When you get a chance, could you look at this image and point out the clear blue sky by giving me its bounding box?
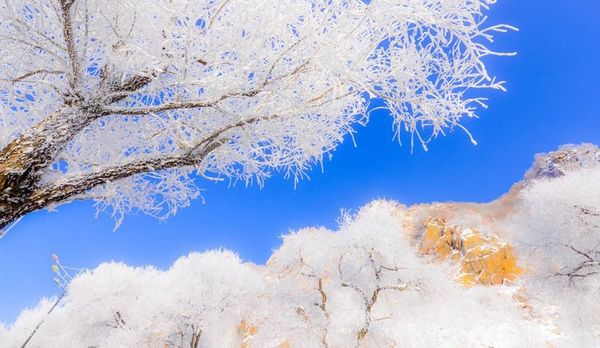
[1,1,600,324]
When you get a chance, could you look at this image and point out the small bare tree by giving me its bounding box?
[554,206,600,282]
[0,0,511,230]
[337,248,412,344]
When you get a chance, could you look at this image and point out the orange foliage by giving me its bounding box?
[239,320,258,348]
[420,217,523,287]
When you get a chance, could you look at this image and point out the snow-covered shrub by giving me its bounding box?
[1,202,555,348]
[509,165,600,346]
[1,251,263,348]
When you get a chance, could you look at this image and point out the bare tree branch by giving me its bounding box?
[59,0,80,90]
[555,244,600,281]
[12,69,65,83]
[30,140,223,208]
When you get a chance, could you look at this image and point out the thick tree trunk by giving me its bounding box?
[0,107,94,229]
[0,132,55,230]
[0,72,163,231]
[0,0,158,232]
[0,125,221,230]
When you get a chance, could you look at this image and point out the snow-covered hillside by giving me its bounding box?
[2,144,599,348]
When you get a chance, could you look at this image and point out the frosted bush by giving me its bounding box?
[509,165,600,346]
[2,202,555,348]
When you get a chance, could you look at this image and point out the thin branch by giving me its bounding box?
[190,324,202,348]
[11,18,67,53]
[565,244,594,262]
[101,92,242,116]
[30,141,221,207]
[12,69,64,83]
[316,278,330,347]
[101,60,309,116]
[102,74,155,104]
[555,244,600,281]
[59,0,80,90]
[207,0,231,30]
[20,293,65,348]
[316,278,329,319]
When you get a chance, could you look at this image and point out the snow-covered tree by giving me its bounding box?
[1,201,557,348]
[0,0,511,230]
[509,162,600,346]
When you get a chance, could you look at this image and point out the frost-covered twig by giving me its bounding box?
[20,254,78,348]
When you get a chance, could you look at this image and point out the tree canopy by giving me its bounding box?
[0,0,511,230]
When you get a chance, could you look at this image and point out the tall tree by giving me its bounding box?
[0,0,511,230]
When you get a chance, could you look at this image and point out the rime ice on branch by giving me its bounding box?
[0,0,512,228]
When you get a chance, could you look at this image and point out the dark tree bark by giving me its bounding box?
[0,0,317,233]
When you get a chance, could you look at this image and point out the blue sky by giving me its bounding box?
[1,1,600,324]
